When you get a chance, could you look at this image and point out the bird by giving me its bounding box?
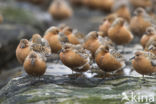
[59,43,92,73]
[99,15,116,36]
[58,24,68,32]
[84,31,114,56]
[81,0,98,9]
[62,27,82,45]
[97,31,107,37]
[100,0,114,12]
[148,42,156,55]
[29,0,45,4]
[131,51,156,76]
[30,34,51,57]
[87,0,102,9]
[70,0,83,6]
[98,33,114,48]
[108,17,133,45]
[130,8,152,37]
[44,26,68,53]
[24,51,47,77]
[17,0,45,4]
[30,43,51,58]
[146,7,156,20]
[130,0,152,9]
[140,27,156,49]
[31,34,42,44]
[83,31,101,56]
[16,39,31,64]
[145,35,156,51]
[48,0,73,20]
[31,34,51,47]
[95,45,125,74]
[115,4,131,23]
[81,0,90,7]
[74,31,85,39]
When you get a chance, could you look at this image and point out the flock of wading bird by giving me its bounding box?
[15,0,156,79]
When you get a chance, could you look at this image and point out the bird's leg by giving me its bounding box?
[74,72,77,78]
[80,72,84,78]
[29,75,33,84]
[103,71,107,79]
[142,75,146,84]
[138,77,142,88]
[31,75,36,85]
[111,72,114,75]
[38,76,41,81]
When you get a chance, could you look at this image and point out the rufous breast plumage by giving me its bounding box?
[95,45,125,72]
[131,51,156,76]
[60,43,92,72]
[16,39,31,64]
[24,51,47,77]
[108,17,133,45]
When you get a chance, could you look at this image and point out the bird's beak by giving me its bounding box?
[20,43,25,48]
[31,58,35,65]
[129,56,135,60]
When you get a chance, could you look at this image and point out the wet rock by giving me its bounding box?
[0,2,49,33]
[0,2,51,69]
[0,73,156,104]
[0,1,155,103]
[0,63,156,104]
[0,24,38,68]
[0,66,23,89]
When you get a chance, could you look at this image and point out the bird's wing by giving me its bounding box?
[58,32,69,43]
[144,52,156,59]
[42,39,50,47]
[110,49,124,61]
[74,46,91,62]
[144,52,156,66]
[151,60,156,66]
[38,53,47,62]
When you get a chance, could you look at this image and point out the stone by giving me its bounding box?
[0,24,38,68]
[0,63,156,104]
[0,74,156,104]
